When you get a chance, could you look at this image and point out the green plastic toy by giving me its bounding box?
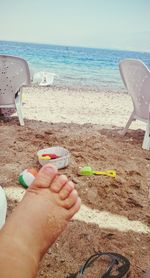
[80,166,116,177]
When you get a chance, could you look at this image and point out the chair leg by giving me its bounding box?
[15,93,24,126]
[16,104,24,126]
[142,122,150,150]
[120,112,135,136]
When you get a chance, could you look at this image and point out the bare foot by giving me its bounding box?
[0,164,81,277]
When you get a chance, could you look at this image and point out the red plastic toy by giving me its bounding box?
[42,153,60,159]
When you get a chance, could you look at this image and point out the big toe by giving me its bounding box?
[30,164,58,189]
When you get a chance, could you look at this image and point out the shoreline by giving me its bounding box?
[30,83,127,94]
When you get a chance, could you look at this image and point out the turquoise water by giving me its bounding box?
[0,40,150,92]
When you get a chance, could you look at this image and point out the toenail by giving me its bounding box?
[59,175,68,183]
[42,164,57,175]
[67,181,74,189]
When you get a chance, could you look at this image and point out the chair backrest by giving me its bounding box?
[0,55,30,105]
[119,59,150,120]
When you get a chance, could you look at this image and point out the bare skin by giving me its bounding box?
[145,268,150,278]
[0,164,81,277]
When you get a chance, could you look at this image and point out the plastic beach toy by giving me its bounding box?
[42,153,60,159]
[80,166,116,177]
[38,156,51,160]
[19,168,38,189]
[37,146,70,169]
[38,153,60,160]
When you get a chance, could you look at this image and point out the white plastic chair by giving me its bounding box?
[0,55,30,125]
[119,59,150,150]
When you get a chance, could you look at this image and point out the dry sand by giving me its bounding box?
[0,86,150,277]
[23,86,145,129]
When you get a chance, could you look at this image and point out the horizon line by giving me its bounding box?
[0,39,150,55]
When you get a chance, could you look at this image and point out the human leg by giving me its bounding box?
[0,164,81,277]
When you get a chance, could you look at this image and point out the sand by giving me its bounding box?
[0,86,150,277]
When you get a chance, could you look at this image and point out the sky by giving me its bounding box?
[0,0,150,52]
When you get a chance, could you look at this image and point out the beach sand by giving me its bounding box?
[0,86,150,277]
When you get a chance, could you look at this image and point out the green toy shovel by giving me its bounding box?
[80,166,116,177]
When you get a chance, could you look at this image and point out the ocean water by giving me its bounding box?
[0,40,150,92]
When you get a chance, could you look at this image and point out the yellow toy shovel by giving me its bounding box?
[80,166,116,177]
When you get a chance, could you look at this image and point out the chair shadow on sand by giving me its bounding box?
[0,108,16,118]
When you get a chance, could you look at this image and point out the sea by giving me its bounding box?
[0,40,150,92]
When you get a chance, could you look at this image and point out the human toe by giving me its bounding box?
[29,164,58,189]
[50,175,68,192]
[59,181,75,200]
[62,189,79,209]
[65,196,81,220]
